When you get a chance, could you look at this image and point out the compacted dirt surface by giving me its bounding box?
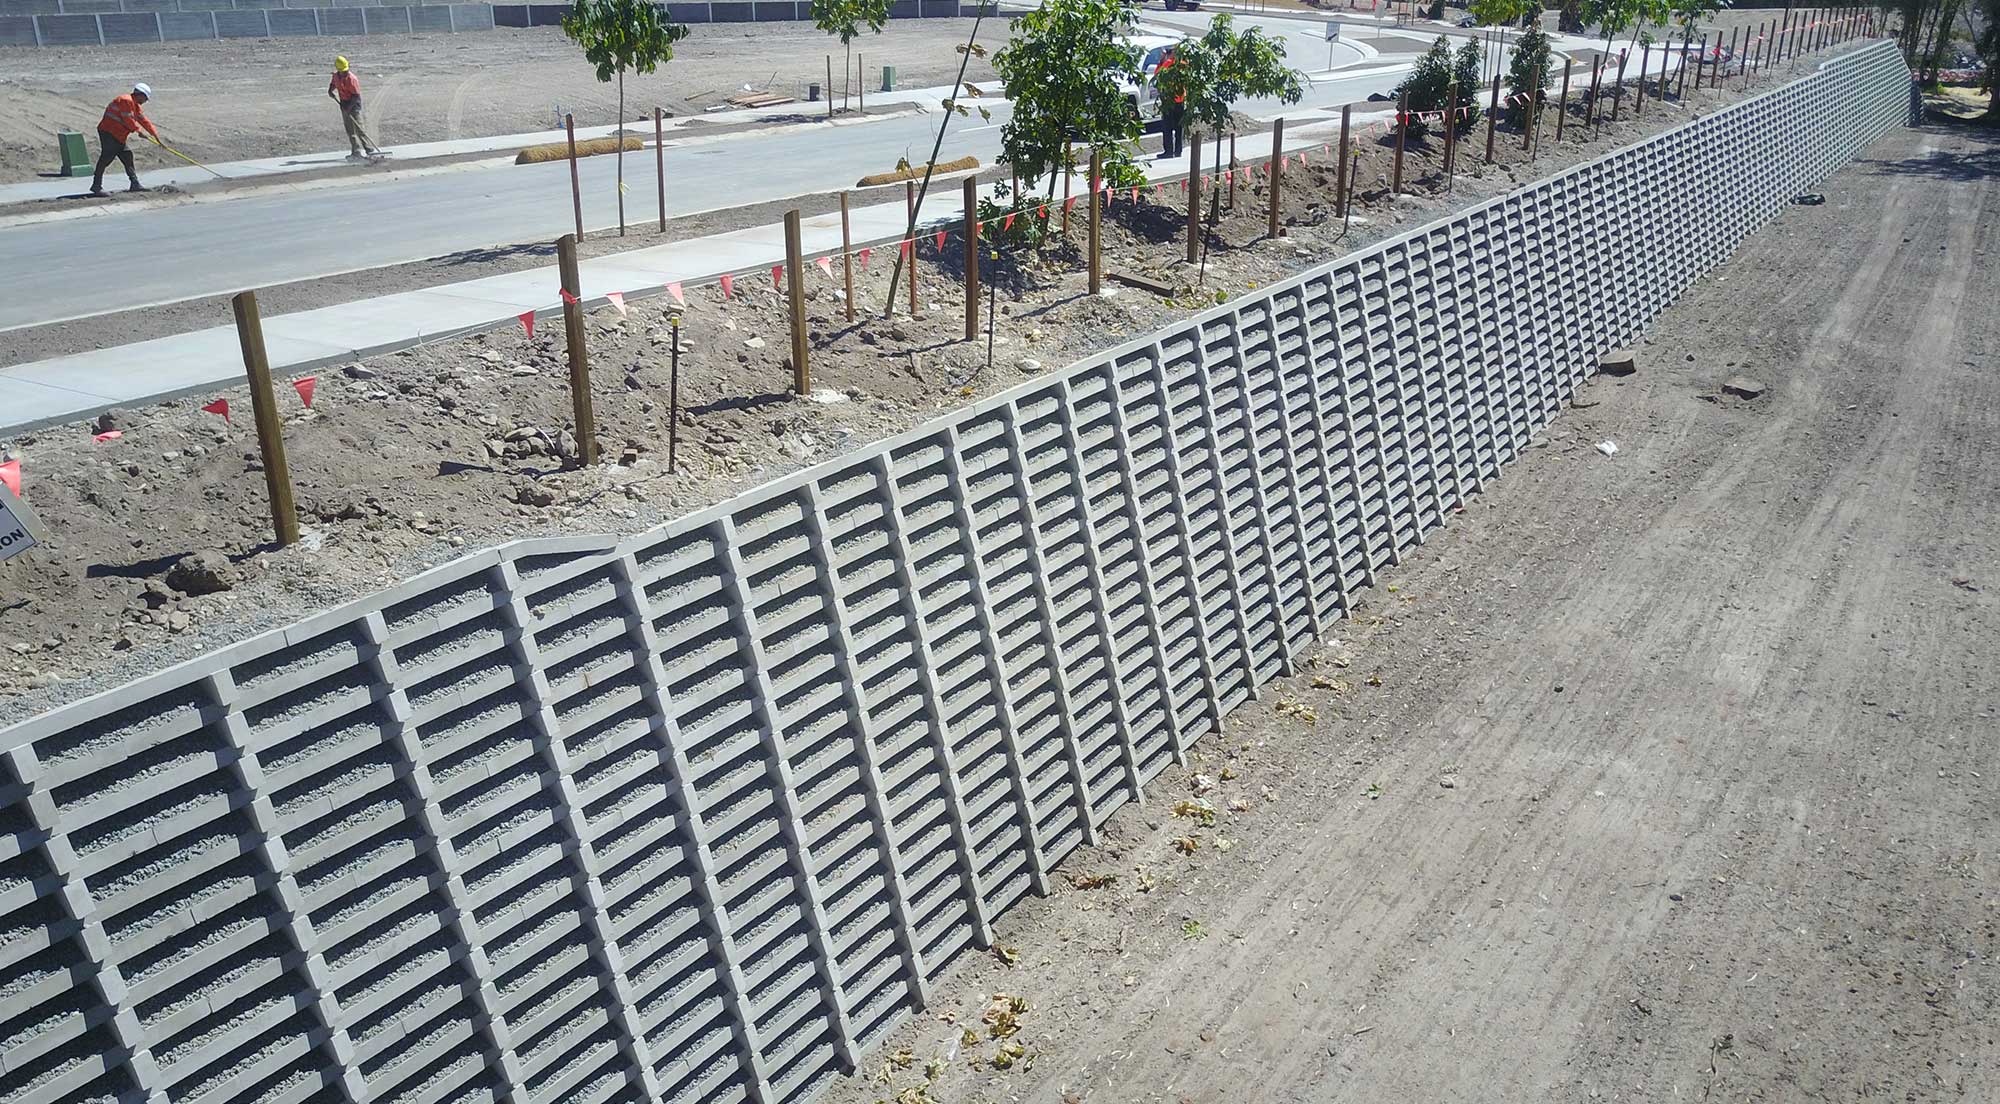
[813,121,2000,1104]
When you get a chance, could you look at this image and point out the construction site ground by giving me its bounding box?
[0,47,1877,715]
[824,119,2000,1103]
[0,19,1006,183]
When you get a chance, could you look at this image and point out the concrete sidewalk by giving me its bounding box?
[0,84,961,209]
[0,121,1359,434]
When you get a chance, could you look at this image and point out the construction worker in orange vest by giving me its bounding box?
[91,82,158,196]
[328,56,382,160]
[1156,49,1187,160]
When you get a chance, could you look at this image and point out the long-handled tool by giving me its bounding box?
[144,134,227,180]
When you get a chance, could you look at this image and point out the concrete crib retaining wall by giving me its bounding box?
[0,0,987,46]
[0,42,1910,1104]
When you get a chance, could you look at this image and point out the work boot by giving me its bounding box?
[127,181,147,193]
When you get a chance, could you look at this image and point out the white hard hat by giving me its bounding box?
[133,82,152,98]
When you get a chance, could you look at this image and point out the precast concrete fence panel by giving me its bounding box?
[0,42,1911,1104]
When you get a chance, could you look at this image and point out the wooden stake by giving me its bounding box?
[1392,93,1406,193]
[229,290,298,547]
[564,112,583,242]
[1557,62,1571,142]
[827,55,835,119]
[668,319,680,473]
[962,176,979,343]
[859,52,865,113]
[654,107,666,234]
[1088,149,1102,295]
[1228,130,1237,209]
[1612,49,1627,122]
[1588,58,1604,131]
[1442,81,1458,182]
[556,234,597,466]
[840,191,855,323]
[1484,71,1499,164]
[785,209,808,394]
[1695,33,1706,91]
[906,180,918,317]
[1268,117,1286,238]
[1332,109,1348,220]
[1636,44,1649,115]
[1526,60,1540,151]
[1187,128,1202,264]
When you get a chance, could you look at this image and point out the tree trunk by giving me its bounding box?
[845,43,852,112]
[617,68,627,236]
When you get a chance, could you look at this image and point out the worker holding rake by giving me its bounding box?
[328,56,384,161]
[89,82,157,196]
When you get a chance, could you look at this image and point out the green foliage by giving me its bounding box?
[1506,24,1553,121]
[561,0,690,84]
[809,0,889,44]
[1150,13,1305,137]
[1395,36,1484,133]
[1468,0,1528,26]
[993,0,1144,196]
[1668,0,1726,33]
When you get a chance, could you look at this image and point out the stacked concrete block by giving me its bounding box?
[0,42,1911,1104]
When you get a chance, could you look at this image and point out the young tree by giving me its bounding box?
[1150,14,1305,140]
[1981,0,2000,119]
[561,0,690,235]
[1469,0,1529,82]
[993,0,1145,201]
[811,0,891,110]
[1506,23,1554,122]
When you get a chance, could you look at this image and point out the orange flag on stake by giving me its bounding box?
[606,291,626,316]
[202,398,230,424]
[559,288,579,305]
[934,230,946,251]
[92,430,122,442]
[1003,212,1014,231]
[0,459,19,497]
[518,309,535,338]
[719,274,734,298]
[815,256,832,276]
[292,376,317,409]
[668,283,685,305]
[859,247,872,268]
[771,264,783,289]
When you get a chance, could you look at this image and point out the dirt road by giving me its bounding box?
[0,20,1004,183]
[829,122,2000,1103]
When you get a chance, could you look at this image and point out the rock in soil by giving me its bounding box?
[164,549,238,595]
[1722,376,1766,399]
[1599,348,1639,376]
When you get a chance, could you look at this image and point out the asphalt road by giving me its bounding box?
[0,11,1442,334]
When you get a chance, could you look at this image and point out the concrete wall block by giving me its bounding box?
[234,0,287,9]
[0,14,34,39]
[752,0,795,19]
[34,12,101,40]
[0,42,1915,1104]
[407,1,447,28]
[210,6,264,32]
[60,0,124,14]
[665,1,706,21]
[447,2,490,27]
[1,0,61,15]
[96,10,158,38]
[264,6,313,31]
[361,3,406,30]
[155,4,210,30]
[707,0,747,20]
[313,5,360,31]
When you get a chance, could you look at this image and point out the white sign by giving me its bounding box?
[0,481,44,563]
[1325,20,1341,40]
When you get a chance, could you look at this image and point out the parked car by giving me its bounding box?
[1163,0,1203,10]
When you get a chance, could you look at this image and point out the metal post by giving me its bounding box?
[1268,116,1286,238]
[827,55,834,119]
[1088,149,1102,295]
[564,112,583,242]
[1484,71,1499,163]
[1332,109,1348,219]
[1727,27,1740,84]
[229,290,299,547]
[784,210,808,394]
[1228,130,1237,209]
[556,234,597,466]
[1557,62,1571,141]
[840,191,855,323]
[1392,93,1406,193]
[905,180,918,317]
[1187,128,1202,264]
[654,107,666,234]
[1695,33,1706,91]
[859,52,865,113]
[962,177,979,343]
